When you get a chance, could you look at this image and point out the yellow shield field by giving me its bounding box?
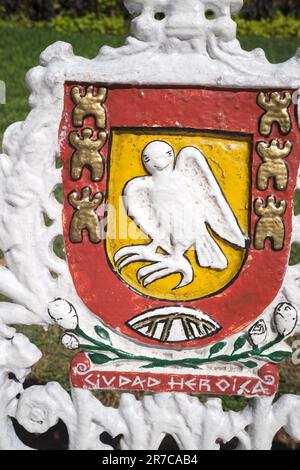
[106,129,251,302]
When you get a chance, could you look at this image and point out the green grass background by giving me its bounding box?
[0,27,299,410]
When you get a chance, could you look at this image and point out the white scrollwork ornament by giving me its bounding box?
[15,383,76,435]
[0,0,299,450]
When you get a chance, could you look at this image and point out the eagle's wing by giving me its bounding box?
[176,147,247,267]
[123,176,172,253]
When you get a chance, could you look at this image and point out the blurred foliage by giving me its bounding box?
[45,13,125,34]
[0,1,300,37]
[242,0,300,20]
[236,11,300,38]
[0,0,300,22]
[242,0,276,20]
[0,0,126,21]
[1,10,300,37]
[0,0,127,35]
[0,1,128,34]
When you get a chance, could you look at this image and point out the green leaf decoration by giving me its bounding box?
[94,325,111,344]
[89,353,112,365]
[142,363,161,369]
[242,361,258,369]
[266,351,292,363]
[209,342,227,357]
[232,335,247,353]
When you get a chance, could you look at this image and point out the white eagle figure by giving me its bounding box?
[114,141,247,289]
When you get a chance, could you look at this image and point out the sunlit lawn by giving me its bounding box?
[0,27,299,412]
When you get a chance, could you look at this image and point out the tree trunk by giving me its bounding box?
[280,0,300,18]
[242,0,276,20]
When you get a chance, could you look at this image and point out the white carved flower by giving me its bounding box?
[15,384,60,434]
[274,303,298,337]
[248,320,267,347]
[48,298,78,330]
[62,333,80,350]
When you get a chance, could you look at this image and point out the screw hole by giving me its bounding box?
[205,9,216,20]
[154,12,166,21]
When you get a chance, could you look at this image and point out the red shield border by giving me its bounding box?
[59,85,300,349]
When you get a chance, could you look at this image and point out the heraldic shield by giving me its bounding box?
[60,85,300,351]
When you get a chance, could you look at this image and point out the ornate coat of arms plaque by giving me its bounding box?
[61,85,298,346]
[59,83,299,396]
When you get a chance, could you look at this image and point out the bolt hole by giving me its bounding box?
[154,12,166,21]
[205,9,216,20]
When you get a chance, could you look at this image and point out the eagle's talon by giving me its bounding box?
[117,255,141,271]
[137,257,194,288]
[114,246,139,265]
[137,263,162,281]
[143,268,174,287]
[114,243,164,270]
[174,274,194,290]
